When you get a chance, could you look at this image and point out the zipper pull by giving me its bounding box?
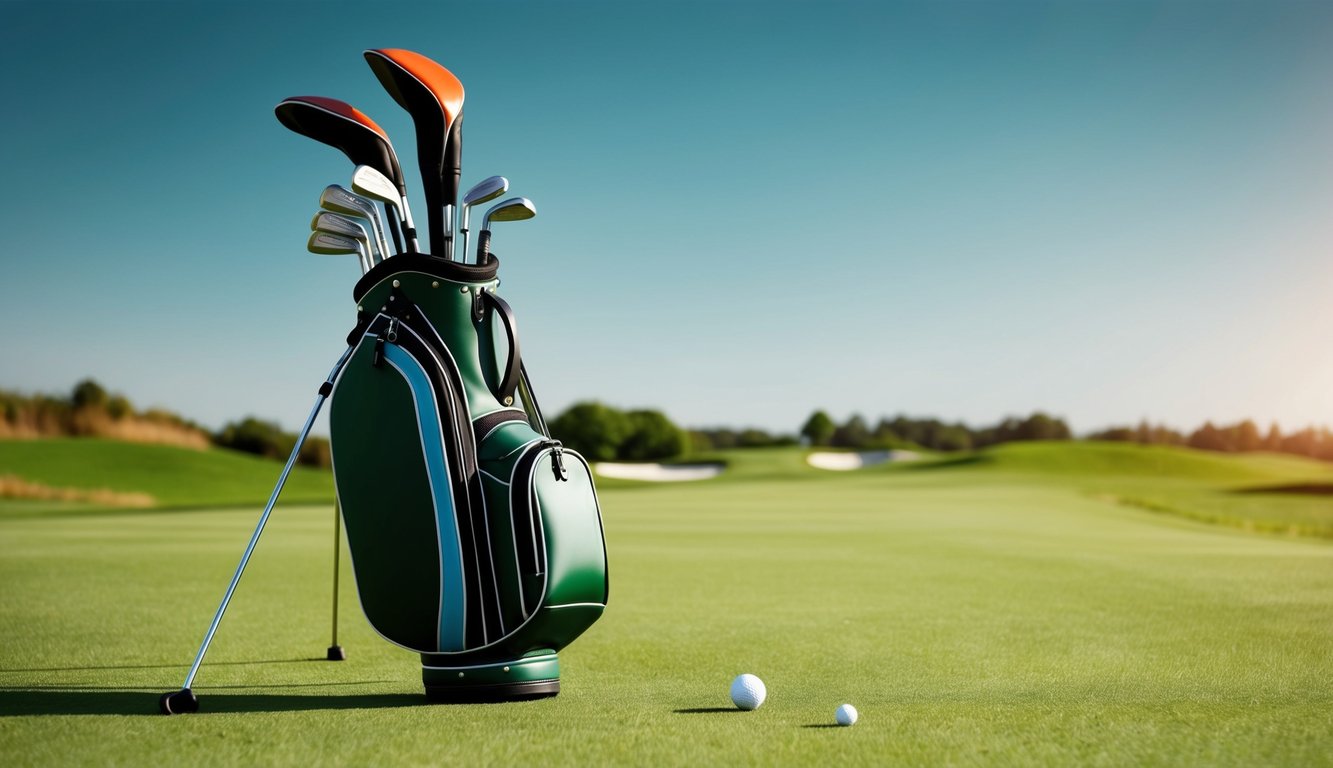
[550,441,569,482]
[371,318,399,368]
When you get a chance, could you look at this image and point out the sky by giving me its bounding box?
[1,0,1330,436]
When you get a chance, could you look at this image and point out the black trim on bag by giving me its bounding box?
[473,409,529,447]
[353,254,500,301]
[392,302,506,646]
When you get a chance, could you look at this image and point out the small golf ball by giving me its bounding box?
[835,703,858,726]
[730,673,766,710]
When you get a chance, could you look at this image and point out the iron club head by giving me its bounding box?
[307,230,371,274]
[460,176,509,261]
[320,185,390,262]
[475,197,536,264]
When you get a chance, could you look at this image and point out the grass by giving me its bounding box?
[0,441,1331,765]
[0,439,333,512]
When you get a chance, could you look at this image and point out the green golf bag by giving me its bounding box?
[328,254,608,701]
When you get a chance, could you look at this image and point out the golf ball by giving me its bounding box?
[729,673,766,710]
[835,703,858,726]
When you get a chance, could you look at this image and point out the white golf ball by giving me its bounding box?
[730,673,766,710]
[835,703,858,726]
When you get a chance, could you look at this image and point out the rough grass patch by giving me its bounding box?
[0,474,155,507]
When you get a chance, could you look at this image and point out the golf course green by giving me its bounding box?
[1,440,1330,765]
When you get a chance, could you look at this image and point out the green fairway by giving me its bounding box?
[0,439,333,512]
[1,443,1331,765]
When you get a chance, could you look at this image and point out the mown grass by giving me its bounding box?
[0,439,332,512]
[0,440,1330,765]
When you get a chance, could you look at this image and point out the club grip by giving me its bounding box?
[477,230,493,265]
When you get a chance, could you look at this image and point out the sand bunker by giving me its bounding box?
[806,450,920,471]
[594,462,725,482]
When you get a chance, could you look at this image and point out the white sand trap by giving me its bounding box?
[806,450,921,471]
[594,462,724,482]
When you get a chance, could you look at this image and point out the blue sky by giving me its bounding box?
[1,0,1330,435]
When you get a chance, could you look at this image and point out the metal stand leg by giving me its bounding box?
[160,347,353,715]
[327,498,346,661]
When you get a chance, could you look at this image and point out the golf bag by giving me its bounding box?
[329,254,608,701]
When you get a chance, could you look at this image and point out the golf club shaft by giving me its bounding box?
[177,347,354,692]
[367,207,391,263]
[384,207,404,254]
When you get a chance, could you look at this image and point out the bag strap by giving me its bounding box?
[479,290,522,406]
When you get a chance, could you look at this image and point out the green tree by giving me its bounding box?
[549,402,631,462]
[215,417,294,460]
[800,410,835,446]
[71,379,108,409]
[620,409,688,461]
[831,414,871,448]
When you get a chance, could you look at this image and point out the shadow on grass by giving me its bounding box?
[674,707,740,714]
[1232,483,1333,496]
[904,454,989,471]
[0,658,314,674]
[801,724,843,729]
[0,687,424,716]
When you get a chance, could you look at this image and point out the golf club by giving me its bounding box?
[460,176,509,264]
[312,212,376,271]
[363,49,464,259]
[274,95,416,252]
[320,185,391,263]
[475,197,536,265]
[308,230,371,274]
[351,165,415,256]
[310,210,380,266]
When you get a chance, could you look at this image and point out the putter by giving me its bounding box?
[363,49,464,259]
[275,95,417,252]
[308,230,371,274]
[475,197,536,265]
[320,185,391,262]
[460,176,509,264]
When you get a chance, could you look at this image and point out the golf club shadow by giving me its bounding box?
[674,707,740,714]
[801,724,843,729]
[0,688,425,716]
[0,658,312,674]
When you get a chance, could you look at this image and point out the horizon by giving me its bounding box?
[2,374,1326,441]
[2,1,1330,435]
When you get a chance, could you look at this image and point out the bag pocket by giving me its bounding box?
[475,425,609,652]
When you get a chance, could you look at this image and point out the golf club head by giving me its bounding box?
[476,197,536,264]
[351,165,401,207]
[463,175,509,207]
[308,230,371,273]
[364,49,465,256]
[275,96,405,191]
[312,211,371,244]
[460,176,510,262]
[481,197,537,229]
[320,185,390,262]
[320,185,377,222]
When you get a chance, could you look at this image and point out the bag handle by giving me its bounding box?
[479,290,522,406]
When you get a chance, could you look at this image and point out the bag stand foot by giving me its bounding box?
[421,652,561,703]
[327,645,347,661]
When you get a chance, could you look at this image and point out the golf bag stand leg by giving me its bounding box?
[159,346,354,715]
[327,497,346,661]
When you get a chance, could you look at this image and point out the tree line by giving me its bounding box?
[1088,419,1333,462]
[4,381,1330,465]
[0,379,331,466]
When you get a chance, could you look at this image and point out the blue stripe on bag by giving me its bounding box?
[384,344,466,651]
